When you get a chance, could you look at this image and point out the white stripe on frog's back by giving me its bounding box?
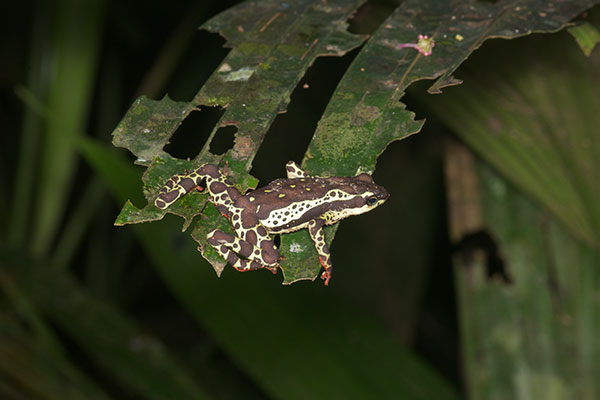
[259,189,358,231]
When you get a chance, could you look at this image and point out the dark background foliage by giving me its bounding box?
[2,0,598,399]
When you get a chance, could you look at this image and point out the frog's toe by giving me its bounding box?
[320,270,332,286]
[266,265,278,274]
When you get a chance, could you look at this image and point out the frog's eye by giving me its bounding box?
[367,197,378,206]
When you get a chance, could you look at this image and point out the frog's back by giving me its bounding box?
[239,175,388,233]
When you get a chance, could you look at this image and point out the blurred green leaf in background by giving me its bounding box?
[422,28,600,399]
[1,0,600,399]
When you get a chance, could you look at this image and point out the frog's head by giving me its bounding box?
[348,172,389,211]
[318,173,389,224]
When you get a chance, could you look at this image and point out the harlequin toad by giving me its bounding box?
[155,161,389,285]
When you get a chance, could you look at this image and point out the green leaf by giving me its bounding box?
[6,257,211,400]
[0,310,110,400]
[113,0,368,279]
[445,143,600,399]
[84,137,461,400]
[568,22,600,56]
[281,0,600,282]
[114,0,599,283]
[30,0,105,256]
[421,34,600,248]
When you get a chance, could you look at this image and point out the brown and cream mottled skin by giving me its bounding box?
[155,161,389,285]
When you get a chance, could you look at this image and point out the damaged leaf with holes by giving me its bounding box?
[278,0,600,283]
[113,0,600,285]
[113,0,369,282]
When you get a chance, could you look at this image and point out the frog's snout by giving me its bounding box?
[375,184,390,202]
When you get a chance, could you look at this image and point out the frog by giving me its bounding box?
[154,161,389,285]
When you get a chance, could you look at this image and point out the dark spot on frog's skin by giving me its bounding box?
[208,230,232,245]
[245,230,257,245]
[196,164,220,178]
[210,181,227,193]
[234,223,240,229]
[226,187,242,201]
[160,191,180,204]
[355,173,373,183]
[241,210,259,229]
[179,177,197,191]
[257,226,267,236]
[260,241,279,264]
[239,241,253,257]
[225,249,238,265]
[330,192,336,197]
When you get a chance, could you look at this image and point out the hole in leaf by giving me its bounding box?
[166,29,229,101]
[164,106,224,160]
[250,48,361,183]
[453,229,512,284]
[210,125,237,155]
[348,1,396,35]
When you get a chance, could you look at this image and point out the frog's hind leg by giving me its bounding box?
[207,229,279,274]
[285,161,308,178]
[154,171,202,209]
[154,164,239,211]
[307,219,333,285]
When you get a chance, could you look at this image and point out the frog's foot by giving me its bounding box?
[265,265,279,274]
[320,269,332,286]
[155,170,205,209]
[285,161,307,178]
[155,163,231,210]
[319,258,332,285]
[207,229,279,273]
[308,219,334,286]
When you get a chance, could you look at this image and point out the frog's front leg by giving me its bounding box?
[285,161,307,178]
[307,219,333,285]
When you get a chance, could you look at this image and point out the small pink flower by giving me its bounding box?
[396,34,435,56]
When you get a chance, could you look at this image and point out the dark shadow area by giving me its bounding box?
[164,107,225,160]
[250,48,361,183]
[210,125,237,155]
[166,29,229,102]
[414,203,461,390]
[50,322,135,400]
[125,241,268,400]
[348,0,396,35]
[453,230,512,284]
